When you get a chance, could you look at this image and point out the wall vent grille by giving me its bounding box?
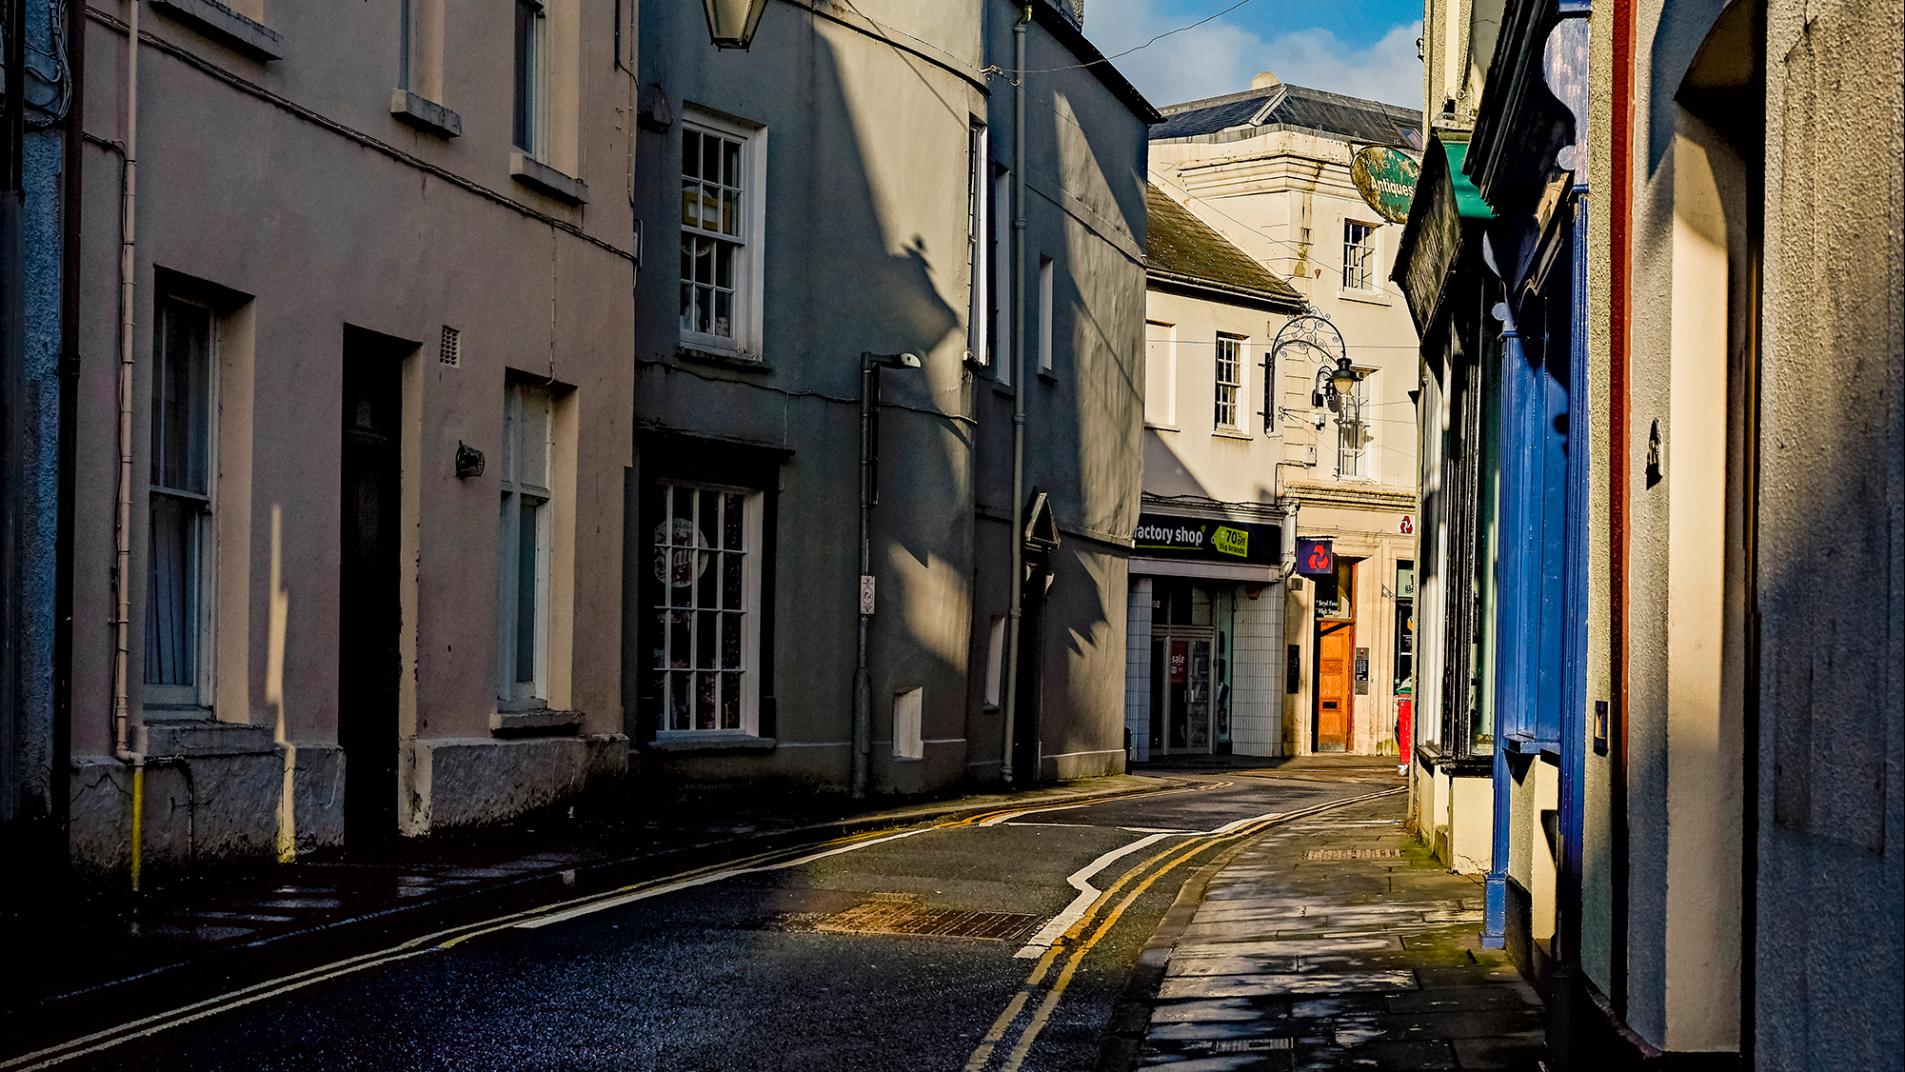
[439,325,461,367]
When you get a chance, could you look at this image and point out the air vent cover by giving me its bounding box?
[439,325,461,367]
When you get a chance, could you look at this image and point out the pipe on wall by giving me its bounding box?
[998,2,1030,786]
[109,0,145,890]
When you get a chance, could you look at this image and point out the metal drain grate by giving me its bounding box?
[799,894,1041,942]
[1180,1038,1296,1053]
[1304,847,1404,860]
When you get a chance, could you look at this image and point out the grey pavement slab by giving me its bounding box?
[1129,794,1547,1071]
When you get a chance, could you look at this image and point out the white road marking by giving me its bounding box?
[1009,804,1300,959]
[1013,832,1189,959]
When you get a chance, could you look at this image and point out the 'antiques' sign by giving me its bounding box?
[1350,146,1421,224]
[1132,513,1281,567]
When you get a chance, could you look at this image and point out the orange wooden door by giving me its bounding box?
[1315,622,1354,751]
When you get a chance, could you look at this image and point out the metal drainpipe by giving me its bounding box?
[997,3,1029,787]
[51,0,88,852]
[110,0,146,891]
[851,358,874,798]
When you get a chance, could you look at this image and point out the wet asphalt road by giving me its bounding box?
[32,766,1399,1072]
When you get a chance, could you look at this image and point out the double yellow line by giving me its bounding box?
[962,786,1405,1072]
[3,783,1208,1070]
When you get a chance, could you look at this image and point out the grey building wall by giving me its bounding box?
[1754,0,1903,1064]
[66,0,637,873]
[627,1,1148,791]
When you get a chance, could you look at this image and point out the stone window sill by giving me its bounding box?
[647,732,776,754]
[676,346,770,374]
[509,151,588,205]
[150,0,283,61]
[490,708,583,737]
[390,89,462,138]
[143,719,278,758]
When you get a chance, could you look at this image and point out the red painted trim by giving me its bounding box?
[1608,0,1636,1023]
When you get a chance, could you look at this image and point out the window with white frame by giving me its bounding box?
[1336,371,1372,479]
[651,482,761,734]
[497,382,554,705]
[512,0,546,155]
[680,111,763,356]
[1342,221,1376,291]
[1213,332,1245,431]
[1144,321,1176,427]
[146,294,216,707]
[965,121,988,365]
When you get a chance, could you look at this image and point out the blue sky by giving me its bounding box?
[1085,0,1426,110]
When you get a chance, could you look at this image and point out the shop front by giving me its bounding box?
[1124,510,1286,761]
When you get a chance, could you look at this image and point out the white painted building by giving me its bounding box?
[1146,74,1423,758]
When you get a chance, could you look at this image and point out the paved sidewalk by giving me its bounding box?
[1126,795,1546,1070]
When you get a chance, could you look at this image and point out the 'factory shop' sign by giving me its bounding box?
[1132,513,1281,567]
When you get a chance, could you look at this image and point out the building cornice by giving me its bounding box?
[1284,481,1419,512]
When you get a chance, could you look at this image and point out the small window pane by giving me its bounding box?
[683,130,701,179]
[722,494,743,550]
[683,183,702,228]
[674,670,697,731]
[719,675,742,729]
[145,494,199,687]
[514,499,539,684]
[695,672,717,729]
[722,552,744,609]
[721,613,742,668]
[153,298,211,495]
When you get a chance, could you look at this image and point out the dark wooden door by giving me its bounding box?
[1315,621,1354,752]
[340,350,401,846]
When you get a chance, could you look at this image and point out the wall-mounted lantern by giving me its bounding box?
[702,0,770,49]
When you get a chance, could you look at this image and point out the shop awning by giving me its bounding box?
[1392,135,1494,334]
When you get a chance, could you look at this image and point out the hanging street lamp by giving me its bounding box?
[702,0,771,49]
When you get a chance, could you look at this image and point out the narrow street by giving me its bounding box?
[10,767,1400,1072]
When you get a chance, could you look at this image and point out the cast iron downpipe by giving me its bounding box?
[851,351,920,798]
[998,2,1029,787]
[852,359,876,797]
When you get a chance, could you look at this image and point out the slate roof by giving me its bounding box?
[1144,184,1305,309]
[1152,82,1422,148]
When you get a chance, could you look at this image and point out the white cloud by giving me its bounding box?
[1085,0,1424,110]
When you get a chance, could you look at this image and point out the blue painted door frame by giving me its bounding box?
[1481,188,1592,955]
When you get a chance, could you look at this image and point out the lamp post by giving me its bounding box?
[701,0,771,49]
[854,351,923,798]
[1261,313,1357,568]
